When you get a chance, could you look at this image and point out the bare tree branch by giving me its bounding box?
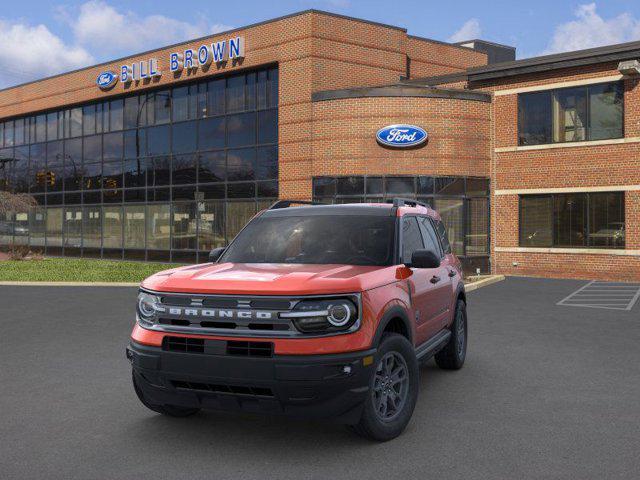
[0,192,37,216]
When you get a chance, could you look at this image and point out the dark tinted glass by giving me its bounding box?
[147,125,170,155]
[123,96,139,129]
[172,121,197,154]
[589,83,623,141]
[256,146,277,180]
[418,216,442,256]
[337,177,364,196]
[222,215,395,266]
[387,177,414,195]
[417,176,434,195]
[435,177,464,195]
[227,148,256,181]
[147,156,171,186]
[518,91,552,145]
[226,75,245,113]
[366,177,383,195]
[520,195,553,247]
[466,178,489,196]
[554,194,586,247]
[435,220,451,254]
[588,192,624,248]
[103,132,123,160]
[109,99,124,131]
[257,109,277,144]
[198,117,225,150]
[553,87,587,143]
[83,135,101,163]
[172,154,197,185]
[402,217,424,264]
[123,158,145,187]
[207,79,225,116]
[198,151,225,183]
[227,112,255,147]
[227,182,255,198]
[313,178,336,197]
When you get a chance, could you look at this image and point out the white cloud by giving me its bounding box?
[68,1,232,57]
[543,3,640,54]
[448,19,481,43]
[0,20,93,88]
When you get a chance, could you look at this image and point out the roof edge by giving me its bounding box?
[312,84,491,103]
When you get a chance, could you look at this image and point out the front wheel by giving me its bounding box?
[435,299,467,370]
[351,333,419,441]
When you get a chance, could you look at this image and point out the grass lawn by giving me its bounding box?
[0,258,184,283]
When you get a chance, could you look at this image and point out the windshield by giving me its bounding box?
[220,215,396,266]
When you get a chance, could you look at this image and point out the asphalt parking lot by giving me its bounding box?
[1,276,639,480]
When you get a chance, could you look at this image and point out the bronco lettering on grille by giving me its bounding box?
[166,308,275,320]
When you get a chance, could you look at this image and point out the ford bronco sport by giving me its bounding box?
[127,198,467,441]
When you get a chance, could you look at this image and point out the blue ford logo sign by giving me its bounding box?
[96,71,118,90]
[376,124,428,148]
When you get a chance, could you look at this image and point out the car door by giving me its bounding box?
[400,216,441,347]
[418,216,453,334]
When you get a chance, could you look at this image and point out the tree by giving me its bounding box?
[0,191,37,216]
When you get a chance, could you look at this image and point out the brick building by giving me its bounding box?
[0,9,638,281]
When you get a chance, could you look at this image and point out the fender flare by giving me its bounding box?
[371,305,413,347]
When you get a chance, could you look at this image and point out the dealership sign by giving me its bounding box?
[96,36,245,89]
[376,124,428,148]
[96,71,118,90]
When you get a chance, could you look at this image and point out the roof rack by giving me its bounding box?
[268,200,325,210]
[389,198,430,208]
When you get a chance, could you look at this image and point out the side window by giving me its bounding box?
[402,217,424,264]
[418,217,442,257]
[435,220,452,255]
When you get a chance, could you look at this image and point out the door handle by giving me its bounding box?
[430,275,441,284]
[448,270,457,278]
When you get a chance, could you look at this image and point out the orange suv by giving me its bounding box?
[127,198,467,441]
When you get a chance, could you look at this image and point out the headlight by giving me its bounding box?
[281,297,359,334]
[136,291,162,325]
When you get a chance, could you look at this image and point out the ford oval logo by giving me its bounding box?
[376,124,428,148]
[96,71,118,90]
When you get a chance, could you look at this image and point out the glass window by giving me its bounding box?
[198,151,225,183]
[434,219,452,255]
[256,146,277,181]
[227,182,255,199]
[198,117,225,150]
[172,154,197,185]
[466,178,489,196]
[554,194,587,247]
[257,109,277,144]
[198,200,225,251]
[227,148,255,181]
[246,72,256,110]
[418,216,442,256]
[226,75,245,113]
[147,204,171,250]
[588,192,625,248]
[402,217,424,264]
[46,141,63,193]
[268,68,279,108]
[83,206,101,248]
[466,198,489,255]
[124,205,145,249]
[103,132,123,160]
[518,91,552,145]
[172,202,197,250]
[63,207,82,248]
[366,177,383,195]
[29,207,46,247]
[196,83,207,118]
[29,143,46,193]
[124,96,139,129]
[123,158,145,188]
[207,79,225,116]
[226,202,256,240]
[109,99,124,131]
[520,195,553,247]
[337,177,364,196]
[83,161,101,191]
[63,138,82,192]
[45,207,63,247]
[434,199,464,255]
[154,91,171,124]
[553,87,587,143]
[35,115,47,143]
[435,177,464,195]
[147,156,171,186]
[83,134,102,163]
[227,112,256,147]
[589,83,623,141]
[417,176,434,195]
[83,106,96,136]
[103,206,123,248]
[124,129,145,158]
[172,121,197,154]
[102,160,123,190]
[387,177,414,195]
[69,108,83,138]
[172,86,190,122]
[257,70,268,110]
[14,118,25,145]
[4,121,14,146]
[14,146,29,193]
[147,125,170,155]
[96,103,104,134]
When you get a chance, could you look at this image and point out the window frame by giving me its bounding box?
[518,192,625,249]
[517,81,624,146]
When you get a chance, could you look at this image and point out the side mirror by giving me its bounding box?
[407,249,441,269]
[208,247,226,263]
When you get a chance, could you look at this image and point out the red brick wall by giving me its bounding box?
[480,63,640,281]
[406,37,487,79]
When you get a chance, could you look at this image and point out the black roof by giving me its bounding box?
[467,39,640,81]
[262,203,395,217]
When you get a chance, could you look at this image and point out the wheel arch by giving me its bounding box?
[372,306,414,347]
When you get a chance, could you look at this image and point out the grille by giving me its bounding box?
[162,336,274,357]
[171,380,274,397]
[226,341,273,357]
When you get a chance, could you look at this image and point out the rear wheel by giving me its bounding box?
[132,371,200,417]
[435,299,467,370]
[351,333,419,441]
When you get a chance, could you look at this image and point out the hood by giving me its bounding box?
[141,262,397,295]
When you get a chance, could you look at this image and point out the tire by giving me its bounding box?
[132,371,200,418]
[435,299,467,370]
[351,333,419,441]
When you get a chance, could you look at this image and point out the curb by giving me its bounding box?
[0,281,140,287]
[464,275,505,292]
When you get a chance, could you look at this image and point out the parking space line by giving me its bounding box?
[557,281,640,311]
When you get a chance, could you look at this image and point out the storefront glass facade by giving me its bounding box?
[313,175,490,271]
[0,66,279,262]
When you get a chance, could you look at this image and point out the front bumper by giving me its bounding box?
[127,340,376,423]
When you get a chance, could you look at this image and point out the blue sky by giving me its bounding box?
[1,0,640,88]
